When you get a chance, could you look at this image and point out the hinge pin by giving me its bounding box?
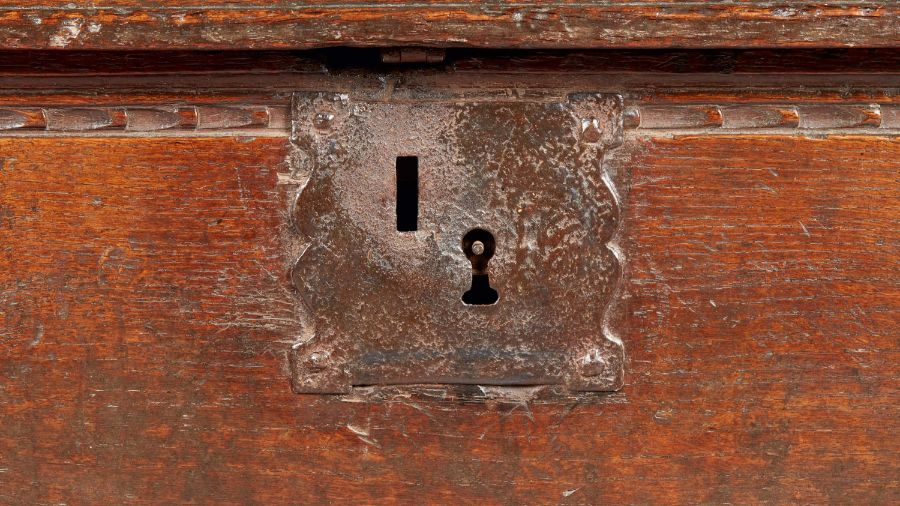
[381,48,446,65]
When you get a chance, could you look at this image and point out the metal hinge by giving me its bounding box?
[380,48,446,65]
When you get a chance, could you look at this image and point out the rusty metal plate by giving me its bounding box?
[288,92,625,394]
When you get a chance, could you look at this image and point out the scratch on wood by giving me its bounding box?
[346,424,380,448]
[28,322,44,347]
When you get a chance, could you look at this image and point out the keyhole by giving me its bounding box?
[462,229,499,305]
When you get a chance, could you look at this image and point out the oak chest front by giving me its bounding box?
[1,3,898,504]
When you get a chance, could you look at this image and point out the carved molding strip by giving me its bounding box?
[625,104,900,131]
[0,105,287,133]
[3,103,896,135]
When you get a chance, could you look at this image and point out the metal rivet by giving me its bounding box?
[581,118,602,143]
[578,349,609,377]
[313,112,335,130]
[305,351,330,371]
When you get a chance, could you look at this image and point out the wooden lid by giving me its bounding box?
[0,1,897,50]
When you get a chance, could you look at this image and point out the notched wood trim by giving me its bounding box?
[624,104,900,133]
[0,104,288,133]
[3,102,898,136]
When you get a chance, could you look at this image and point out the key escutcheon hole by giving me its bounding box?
[462,228,499,305]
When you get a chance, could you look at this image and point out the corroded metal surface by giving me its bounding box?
[289,92,625,393]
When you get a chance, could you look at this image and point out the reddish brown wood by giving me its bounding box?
[722,106,801,129]
[635,105,724,129]
[0,131,897,504]
[0,51,898,503]
[0,2,897,50]
[0,105,283,132]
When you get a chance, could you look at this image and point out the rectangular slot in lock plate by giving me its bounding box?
[395,155,419,232]
[288,92,626,394]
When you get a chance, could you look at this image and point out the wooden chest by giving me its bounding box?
[1,2,898,504]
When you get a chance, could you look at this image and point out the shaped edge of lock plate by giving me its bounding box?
[286,91,625,394]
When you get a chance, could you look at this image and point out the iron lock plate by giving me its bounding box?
[288,92,625,394]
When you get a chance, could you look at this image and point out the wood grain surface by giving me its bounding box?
[0,2,897,50]
[0,50,898,503]
[1,129,897,503]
